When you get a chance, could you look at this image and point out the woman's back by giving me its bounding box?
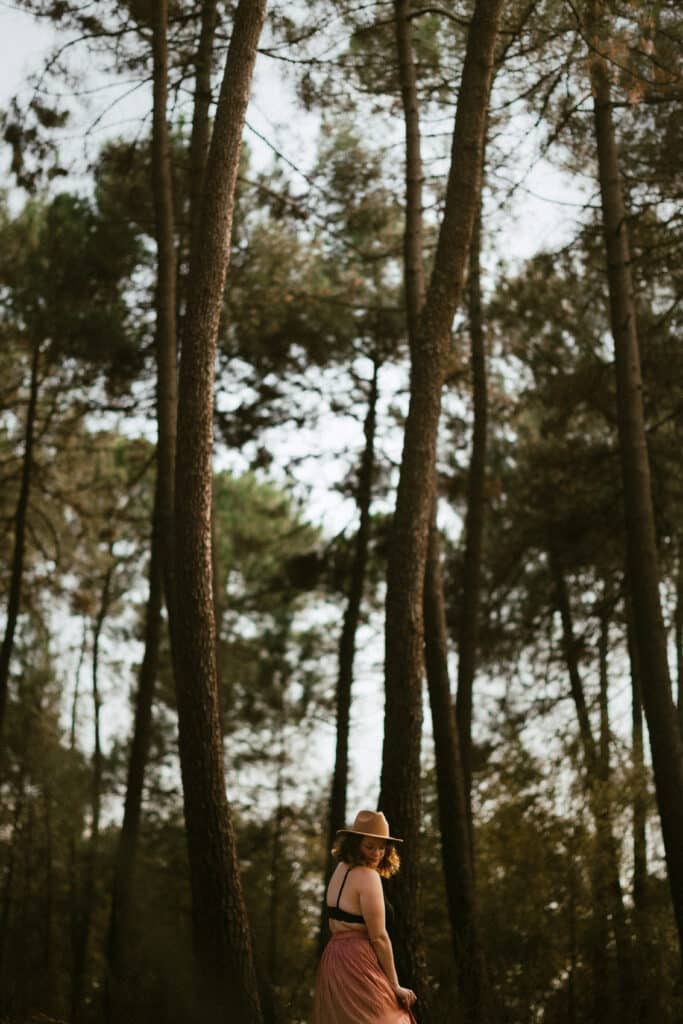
[327,863,368,931]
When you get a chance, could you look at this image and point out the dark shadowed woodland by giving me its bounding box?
[1,1,682,1022]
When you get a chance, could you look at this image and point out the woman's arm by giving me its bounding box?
[358,869,418,1011]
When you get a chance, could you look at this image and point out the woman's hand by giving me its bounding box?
[394,985,417,1009]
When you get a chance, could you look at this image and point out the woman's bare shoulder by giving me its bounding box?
[352,866,382,890]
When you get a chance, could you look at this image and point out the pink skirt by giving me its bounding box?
[312,931,416,1024]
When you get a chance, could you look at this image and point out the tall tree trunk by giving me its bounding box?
[103,7,176,1017]
[394,0,425,338]
[186,0,222,666]
[42,778,55,1009]
[17,800,33,1022]
[627,609,653,1024]
[67,623,87,1023]
[455,211,489,826]
[104,486,163,1022]
[548,548,596,765]
[380,1,503,1017]
[423,503,488,1024]
[548,551,632,1007]
[597,592,610,774]
[0,340,40,749]
[587,0,683,961]
[630,624,647,913]
[188,0,219,269]
[394,4,488,1012]
[676,540,683,739]
[173,2,267,1020]
[267,726,286,1024]
[70,620,88,750]
[152,0,179,653]
[318,360,379,955]
[0,780,25,998]
[567,829,579,1024]
[72,563,113,1024]
[593,593,614,1023]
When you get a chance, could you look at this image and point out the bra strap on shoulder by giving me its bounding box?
[335,866,353,908]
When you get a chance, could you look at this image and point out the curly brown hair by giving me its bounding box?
[330,833,401,878]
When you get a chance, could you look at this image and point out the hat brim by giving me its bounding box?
[336,827,403,843]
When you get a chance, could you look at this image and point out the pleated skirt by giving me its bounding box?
[311,931,416,1024]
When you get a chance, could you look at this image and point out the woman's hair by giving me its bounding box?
[330,832,400,879]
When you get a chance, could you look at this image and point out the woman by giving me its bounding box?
[312,810,417,1023]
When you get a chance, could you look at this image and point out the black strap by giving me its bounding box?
[335,866,353,908]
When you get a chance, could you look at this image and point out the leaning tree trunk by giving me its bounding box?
[423,503,488,1024]
[104,486,163,1023]
[380,0,503,1017]
[393,1,487,1016]
[587,0,683,961]
[267,723,287,1021]
[318,360,379,955]
[548,550,632,1005]
[72,563,112,1024]
[626,607,655,1024]
[42,773,55,1009]
[0,340,40,749]
[455,210,489,829]
[188,0,219,268]
[593,592,617,1023]
[676,540,683,739]
[394,0,425,341]
[183,0,224,666]
[628,617,647,915]
[173,1,267,1020]
[152,0,179,654]
[104,7,176,1014]
[0,773,25,998]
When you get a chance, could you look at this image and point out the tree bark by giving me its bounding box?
[380,0,503,1016]
[587,0,683,961]
[423,502,488,1024]
[173,1,267,1020]
[318,360,379,955]
[455,210,488,829]
[0,340,40,749]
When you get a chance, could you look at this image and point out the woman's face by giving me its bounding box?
[359,837,386,868]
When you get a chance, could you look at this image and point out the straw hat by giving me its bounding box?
[336,810,403,843]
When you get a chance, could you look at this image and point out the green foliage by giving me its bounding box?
[214,471,319,609]
[0,192,146,392]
